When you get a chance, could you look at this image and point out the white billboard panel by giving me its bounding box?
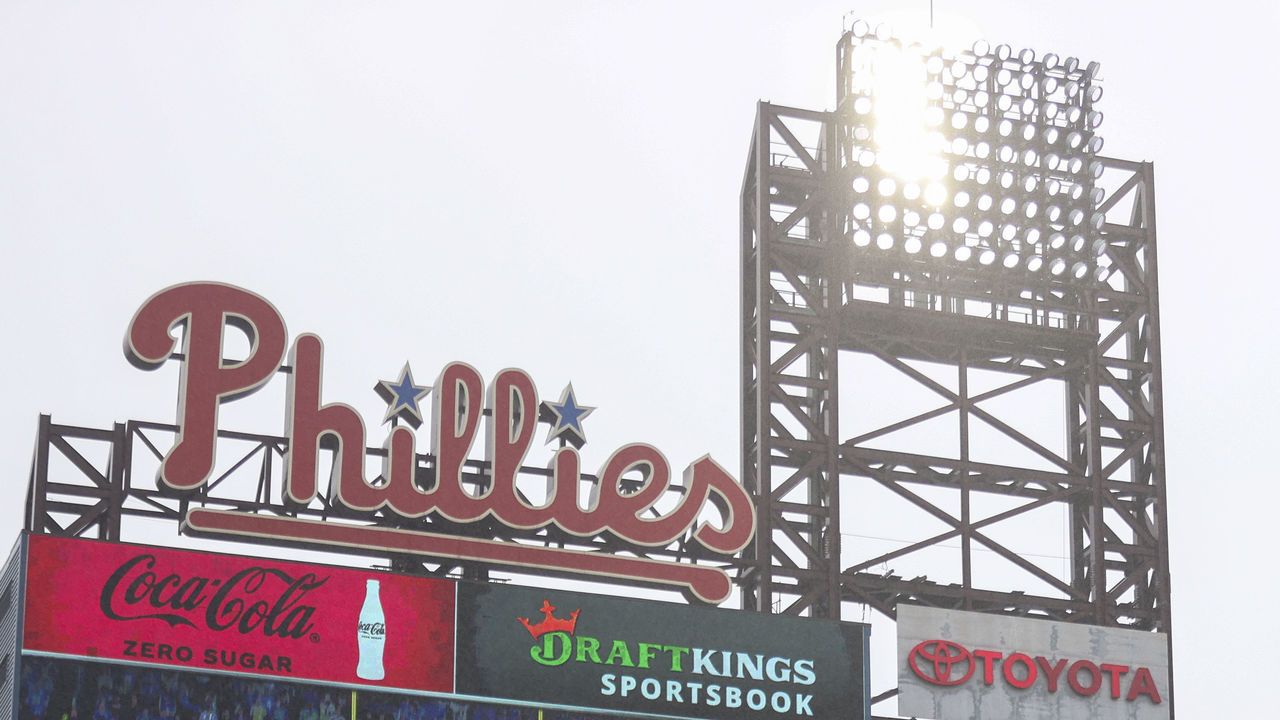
[897,605,1170,720]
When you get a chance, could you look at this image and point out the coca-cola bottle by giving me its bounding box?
[357,579,386,680]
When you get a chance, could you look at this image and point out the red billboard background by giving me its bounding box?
[22,535,455,693]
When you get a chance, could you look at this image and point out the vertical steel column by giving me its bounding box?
[1068,158,1170,631]
[741,105,769,611]
[740,103,842,617]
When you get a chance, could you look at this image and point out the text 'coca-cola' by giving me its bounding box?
[100,553,326,639]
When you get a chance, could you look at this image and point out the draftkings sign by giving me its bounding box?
[457,583,870,720]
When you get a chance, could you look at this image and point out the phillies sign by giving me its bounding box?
[897,605,1170,720]
[125,282,754,603]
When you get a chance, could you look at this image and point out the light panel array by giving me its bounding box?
[836,21,1110,283]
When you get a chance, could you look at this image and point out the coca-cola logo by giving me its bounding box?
[100,553,328,639]
[358,621,385,637]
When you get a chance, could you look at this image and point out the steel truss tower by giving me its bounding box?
[739,29,1170,644]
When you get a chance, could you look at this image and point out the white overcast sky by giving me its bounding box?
[2,1,1276,717]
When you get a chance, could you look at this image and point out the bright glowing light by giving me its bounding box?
[870,45,942,183]
[839,18,1108,284]
[862,8,985,54]
[923,182,947,206]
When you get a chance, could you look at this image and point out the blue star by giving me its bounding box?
[374,363,431,428]
[541,384,595,448]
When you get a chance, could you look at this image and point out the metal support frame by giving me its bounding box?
[23,414,738,589]
[740,103,845,617]
[740,104,1169,637]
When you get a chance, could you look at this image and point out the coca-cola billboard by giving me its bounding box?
[22,534,454,692]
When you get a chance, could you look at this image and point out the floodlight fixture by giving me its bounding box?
[836,22,1110,287]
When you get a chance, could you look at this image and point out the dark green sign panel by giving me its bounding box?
[457,584,870,720]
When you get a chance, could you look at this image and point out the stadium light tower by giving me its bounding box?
[740,15,1168,649]
[838,20,1110,288]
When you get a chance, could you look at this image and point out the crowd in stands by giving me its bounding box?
[19,657,624,720]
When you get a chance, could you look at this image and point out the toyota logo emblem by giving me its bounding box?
[909,639,974,686]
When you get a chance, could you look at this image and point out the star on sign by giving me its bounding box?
[374,363,431,428]
[540,384,595,449]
